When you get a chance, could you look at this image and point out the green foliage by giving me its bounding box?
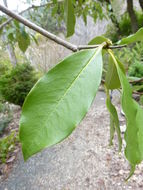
[114,42,143,73]
[0,102,12,135]
[128,63,143,78]
[19,46,103,160]
[105,55,125,89]
[17,25,30,53]
[119,13,132,36]
[105,11,143,43]
[109,49,143,179]
[64,0,75,37]
[119,12,143,37]
[19,27,143,179]
[1,0,143,179]
[88,36,112,45]
[0,131,19,163]
[118,28,143,45]
[128,62,143,92]
[105,87,122,151]
[0,63,38,106]
[136,11,143,29]
[3,21,31,53]
[104,24,119,43]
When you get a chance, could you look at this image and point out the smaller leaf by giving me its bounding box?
[65,0,76,37]
[17,26,30,52]
[105,55,125,90]
[105,86,122,151]
[105,55,120,89]
[88,36,112,45]
[117,27,143,45]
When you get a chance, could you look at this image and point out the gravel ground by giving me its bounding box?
[0,91,143,190]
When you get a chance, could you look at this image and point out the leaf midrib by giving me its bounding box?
[44,47,102,125]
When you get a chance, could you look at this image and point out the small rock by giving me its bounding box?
[6,156,15,163]
[119,169,124,175]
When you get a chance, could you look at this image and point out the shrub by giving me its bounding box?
[119,13,132,36]
[128,62,143,78]
[136,11,143,29]
[0,102,12,135]
[0,116,12,135]
[119,11,143,37]
[0,131,19,163]
[0,63,38,106]
[105,11,143,43]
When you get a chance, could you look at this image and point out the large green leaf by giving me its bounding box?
[108,49,143,177]
[19,47,103,160]
[65,0,76,37]
[118,27,143,45]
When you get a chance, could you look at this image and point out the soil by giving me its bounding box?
[0,105,21,181]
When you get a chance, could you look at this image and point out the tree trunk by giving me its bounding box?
[2,0,17,66]
[127,0,138,33]
[139,0,143,10]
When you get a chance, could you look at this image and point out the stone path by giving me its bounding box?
[1,91,143,190]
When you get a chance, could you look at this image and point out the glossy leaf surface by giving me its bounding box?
[20,47,103,160]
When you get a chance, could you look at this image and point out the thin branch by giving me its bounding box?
[0,4,127,52]
[0,4,78,52]
[0,0,63,30]
[78,44,126,50]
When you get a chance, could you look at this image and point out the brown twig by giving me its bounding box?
[0,4,127,52]
[0,0,63,30]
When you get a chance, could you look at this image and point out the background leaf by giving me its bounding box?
[65,0,76,37]
[118,27,143,45]
[17,26,30,52]
[20,47,103,160]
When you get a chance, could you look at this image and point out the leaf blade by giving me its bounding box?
[105,87,122,151]
[20,47,103,160]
